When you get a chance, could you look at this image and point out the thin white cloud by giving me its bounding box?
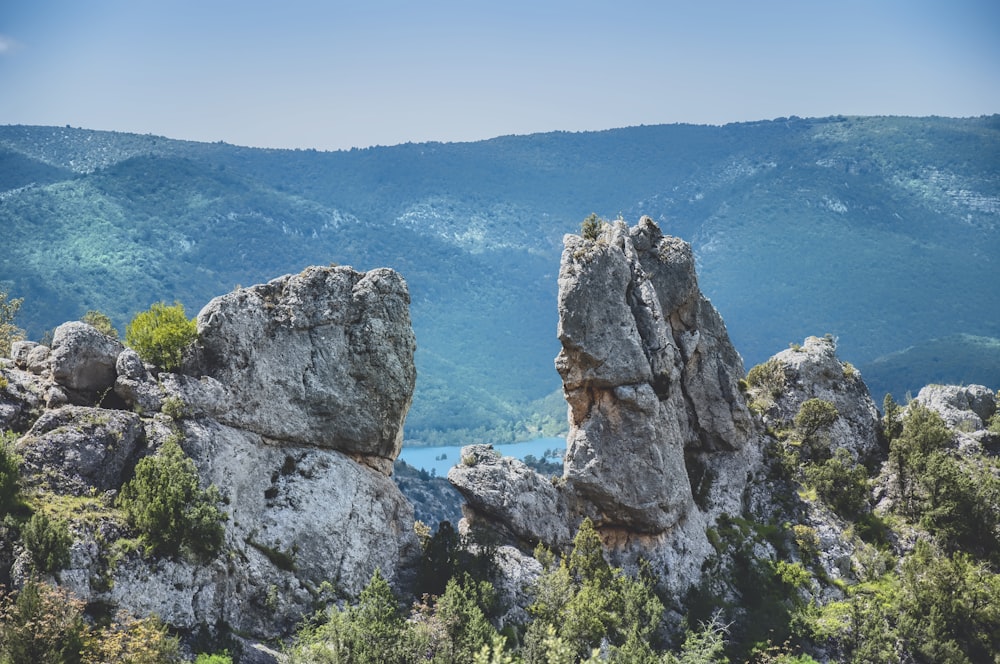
[0,35,21,54]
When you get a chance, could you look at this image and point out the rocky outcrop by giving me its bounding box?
[187,266,416,474]
[450,218,762,589]
[16,406,144,495]
[913,384,996,432]
[0,358,46,433]
[449,445,573,547]
[114,348,163,414]
[0,264,422,644]
[50,321,124,403]
[556,218,754,532]
[758,335,882,461]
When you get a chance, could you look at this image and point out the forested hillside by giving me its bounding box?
[2,116,998,443]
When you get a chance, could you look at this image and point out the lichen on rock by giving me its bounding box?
[186,265,416,473]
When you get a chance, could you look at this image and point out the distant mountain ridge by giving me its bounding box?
[1,115,998,442]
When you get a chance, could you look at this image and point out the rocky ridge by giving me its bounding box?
[0,264,420,646]
[450,217,765,592]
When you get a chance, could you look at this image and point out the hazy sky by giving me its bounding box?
[2,0,998,151]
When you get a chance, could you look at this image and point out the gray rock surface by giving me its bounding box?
[0,364,47,433]
[50,321,124,401]
[25,344,52,375]
[913,384,996,432]
[448,445,574,548]
[761,335,882,461]
[1,264,423,647]
[56,417,419,638]
[16,406,144,495]
[556,218,753,531]
[450,218,763,596]
[9,341,38,369]
[188,265,416,473]
[114,348,163,413]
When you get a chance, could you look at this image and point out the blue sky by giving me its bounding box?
[2,0,998,151]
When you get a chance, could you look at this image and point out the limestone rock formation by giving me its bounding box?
[114,348,163,414]
[556,218,754,531]
[450,217,762,591]
[0,264,422,644]
[0,357,46,432]
[913,383,996,432]
[448,445,573,547]
[757,335,882,461]
[16,406,144,495]
[187,265,416,474]
[50,321,124,403]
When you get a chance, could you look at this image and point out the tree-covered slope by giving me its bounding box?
[1,116,998,443]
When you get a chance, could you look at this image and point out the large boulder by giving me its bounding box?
[0,364,47,433]
[761,335,883,461]
[556,217,754,531]
[187,265,416,473]
[450,219,762,598]
[16,406,144,495]
[912,384,997,451]
[50,321,125,401]
[913,384,996,432]
[448,445,574,548]
[114,348,163,414]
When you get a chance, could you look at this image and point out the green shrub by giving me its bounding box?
[160,395,187,420]
[117,437,225,560]
[794,398,839,455]
[989,409,1000,436]
[22,512,72,575]
[81,310,118,339]
[0,433,21,516]
[0,287,25,359]
[580,213,604,241]
[125,302,197,372]
[194,652,232,664]
[0,579,89,664]
[746,359,787,401]
[804,448,870,521]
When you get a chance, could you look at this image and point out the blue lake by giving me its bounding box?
[398,436,566,477]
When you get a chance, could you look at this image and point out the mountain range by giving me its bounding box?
[1,115,998,443]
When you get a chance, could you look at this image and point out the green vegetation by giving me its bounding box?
[803,448,870,521]
[0,433,21,516]
[81,309,118,338]
[22,512,72,576]
[125,302,197,372]
[793,398,839,457]
[116,436,225,560]
[889,402,1000,561]
[0,287,25,358]
[0,579,190,664]
[580,213,604,241]
[745,359,786,412]
[0,579,89,664]
[2,118,998,443]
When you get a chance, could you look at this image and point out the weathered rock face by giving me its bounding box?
[16,406,144,495]
[188,266,416,473]
[114,348,163,414]
[556,218,754,531]
[0,359,46,433]
[0,264,422,645]
[762,335,882,461]
[914,384,996,432]
[50,321,124,402]
[450,218,762,593]
[72,417,420,637]
[448,445,573,547]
